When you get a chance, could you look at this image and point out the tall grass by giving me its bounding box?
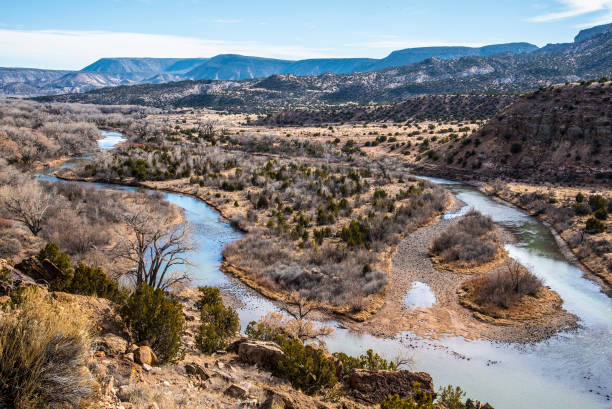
[0,287,95,409]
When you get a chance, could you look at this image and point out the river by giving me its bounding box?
[39,131,612,409]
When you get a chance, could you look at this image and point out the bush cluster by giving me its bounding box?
[472,263,543,309]
[195,286,240,354]
[430,210,498,265]
[332,349,398,376]
[120,283,184,363]
[245,321,338,394]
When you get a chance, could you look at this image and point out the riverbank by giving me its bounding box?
[342,197,578,343]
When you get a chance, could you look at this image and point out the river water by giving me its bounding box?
[39,132,612,409]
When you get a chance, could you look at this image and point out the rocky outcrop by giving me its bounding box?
[465,399,495,409]
[348,369,435,404]
[14,257,66,283]
[237,340,284,371]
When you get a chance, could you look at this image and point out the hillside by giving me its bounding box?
[0,42,536,96]
[255,94,518,125]
[419,81,612,184]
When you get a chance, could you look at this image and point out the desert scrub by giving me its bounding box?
[0,287,95,409]
[332,349,398,376]
[430,210,500,267]
[195,286,240,354]
[120,283,184,363]
[381,387,434,409]
[245,321,338,394]
[468,262,543,309]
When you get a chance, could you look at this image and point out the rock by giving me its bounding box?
[465,399,495,409]
[185,362,210,380]
[99,334,128,355]
[124,352,134,362]
[348,369,435,404]
[102,375,114,396]
[134,346,158,366]
[14,257,66,283]
[237,340,284,371]
[260,392,286,409]
[224,384,249,399]
[240,399,258,408]
[146,403,159,409]
[227,334,249,353]
[162,380,170,387]
[142,363,152,372]
[94,350,106,358]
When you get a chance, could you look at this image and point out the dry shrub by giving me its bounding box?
[431,210,498,265]
[115,383,179,409]
[473,262,543,309]
[0,287,95,409]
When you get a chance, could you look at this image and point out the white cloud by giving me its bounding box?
[530,0,612,23]
[0,29,336,70]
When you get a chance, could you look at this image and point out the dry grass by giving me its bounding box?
[0,286,95,409]
[115,383,179,409]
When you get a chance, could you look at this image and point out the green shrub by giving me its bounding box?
[588,195,607,212]
[586,217,606,234]
[51,262,125,303]
[574,203,591,216]
[594,208,608,220]
[381,386,434,409]
[575,192,584,203]
[120,284,184,363]
[332,349,397,376]
[340,219,371,248]
[245,321,337,394]
[437,385,466,409]
[37,243,71,273]
[195,286,240,354]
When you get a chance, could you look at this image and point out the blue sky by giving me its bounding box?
[0,0,611,69]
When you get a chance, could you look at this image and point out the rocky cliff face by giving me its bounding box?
[428,81,611,184]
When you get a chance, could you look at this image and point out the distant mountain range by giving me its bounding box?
[1,42,541,96]
[36,23,612,111]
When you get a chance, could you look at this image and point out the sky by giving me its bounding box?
[0,0,611,70]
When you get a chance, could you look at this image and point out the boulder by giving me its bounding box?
[14,257,65,284]
[134,346,158,366]
[99,333,128,355]
[348,369,435,404]
[224,384,249,399]
[237,340,284,371]
[185,362,210,380]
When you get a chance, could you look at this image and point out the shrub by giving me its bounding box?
[381,387,434,409]
[51,262,125,303]
[246,321,337,393]
[588,195,607,212]
[473,262,543,309]
[574,203,591,216]
[594,208,608,220]
[575,192,584,203]
[586,217,606,234]
[120,284,184,363]
[195,286,240,354]
[37,242,71,273]
[437,385,466,409]
[0,287,94,409]
[430,211,498,265]
[332,349,397,376]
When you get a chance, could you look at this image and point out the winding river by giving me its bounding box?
[40,132,612,409]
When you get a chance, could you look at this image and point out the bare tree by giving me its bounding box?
[114,203,195,290]
[0,179,51,235]
[277,293,334,345]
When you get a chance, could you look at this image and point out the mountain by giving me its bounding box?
[0,67,71,96]
[0,41,538,96]
[574,23,612,43]
[185,54,293,80]
[36,25,611,111]
[364,43,538,71]
[419,81,612,184]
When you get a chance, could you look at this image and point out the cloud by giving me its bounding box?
[530,0,612,23]
[0,29,336,70]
